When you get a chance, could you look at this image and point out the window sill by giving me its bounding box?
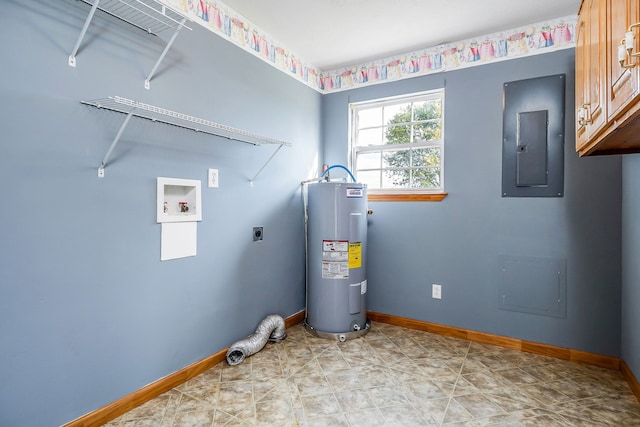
[368,193,448,202]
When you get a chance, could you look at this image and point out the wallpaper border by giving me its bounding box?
[161,1,575,94]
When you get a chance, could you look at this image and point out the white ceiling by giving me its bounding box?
[221,0,581,70]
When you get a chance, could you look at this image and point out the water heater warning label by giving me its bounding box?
[322,240,349,279]
[323,240,348,252]
[349,242,362,269]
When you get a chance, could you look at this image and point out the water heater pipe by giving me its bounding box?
[226,314,287,365]
[320,164,357,182]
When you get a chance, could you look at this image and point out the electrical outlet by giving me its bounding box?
[432,284,442,299]
[208,168,219,188]
[253,226,263,242]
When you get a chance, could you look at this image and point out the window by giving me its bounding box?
[350,89,445,200]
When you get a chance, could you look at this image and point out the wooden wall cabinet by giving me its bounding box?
[576,0,640,156]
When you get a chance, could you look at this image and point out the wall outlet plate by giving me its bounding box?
[208,168,219,188]
[432,284,442,299]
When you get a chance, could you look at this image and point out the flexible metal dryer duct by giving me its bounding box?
[226,314,287,365]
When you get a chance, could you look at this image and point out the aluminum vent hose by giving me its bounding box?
[226,314,287,365]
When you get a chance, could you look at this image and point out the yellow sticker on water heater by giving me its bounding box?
[349,242,362,269]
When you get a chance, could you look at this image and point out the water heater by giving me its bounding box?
[304,181,370,341]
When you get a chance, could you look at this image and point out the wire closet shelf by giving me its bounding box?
[82,96,291,146]
[83,96,291,180]
[77,0,191,35]
[69,0,192,89]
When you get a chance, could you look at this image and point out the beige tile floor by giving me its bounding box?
[105,321,640,426]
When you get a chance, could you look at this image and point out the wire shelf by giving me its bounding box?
[82,96,291,146]
[69,0,192,80]
[78,0,192,35]
[85,96,290,179]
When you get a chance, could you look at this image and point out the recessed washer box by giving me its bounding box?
[157,177,202,223]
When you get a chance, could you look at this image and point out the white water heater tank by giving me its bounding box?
[305,181,369,339]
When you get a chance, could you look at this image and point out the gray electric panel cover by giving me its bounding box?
[502,74,565,197]
[306,182,368,333]
[498,255,567,318]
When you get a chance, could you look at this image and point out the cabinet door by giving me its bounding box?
[576,0,607,151]
[576,11,590,150]
[608,0,640,121]
[587,0,607,137]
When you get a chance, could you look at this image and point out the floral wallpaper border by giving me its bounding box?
[161,0,575,94]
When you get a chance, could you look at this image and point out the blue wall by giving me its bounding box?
[323,49,623,357]
[0,1,321,426]
[622,154,640,382]
[0,1,633,425]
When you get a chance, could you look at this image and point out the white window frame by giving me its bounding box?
[349,89,445,195]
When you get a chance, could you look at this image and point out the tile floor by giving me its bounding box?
[105,321,640,426]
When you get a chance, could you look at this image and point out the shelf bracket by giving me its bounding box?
[69,0,101,67]
[98,108,136,177]
[249,144,284,186]
[145,17,187,89]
